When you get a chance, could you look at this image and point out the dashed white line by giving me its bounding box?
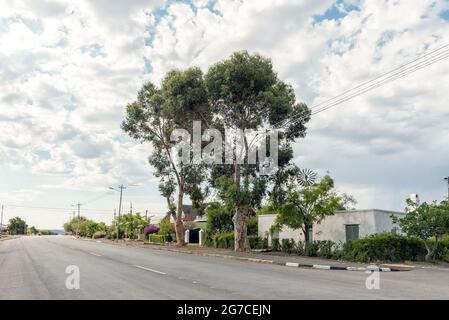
[134,265,167,275]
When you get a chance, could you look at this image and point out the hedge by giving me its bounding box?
[212,232,234,249]
[211,233,268,250]
[269,233,449,262]
[342,233,427,262]
[148,234,166,244]
[249,236,268,250]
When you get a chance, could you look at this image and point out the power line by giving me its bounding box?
[271,43,449,131]
[310,43,449,111]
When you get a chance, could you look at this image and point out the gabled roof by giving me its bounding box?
[182,205,198,221]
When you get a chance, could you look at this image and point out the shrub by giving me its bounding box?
[248,236,267,250]
[92,231,107,239]
[304,241,319,256]
[247,216,258,236]
[158,219,174,236]
[271,238,280,251]
[144,225,160,238]
[432,237,449,261]
[212,232,234,249]
[281,238,295,254]
[295,241,305,255]
[148,234,166,244]
[205,203,233,234]
[316,240,335,259]
[342,233,426,263]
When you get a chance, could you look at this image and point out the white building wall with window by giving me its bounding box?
[258,209,405,244]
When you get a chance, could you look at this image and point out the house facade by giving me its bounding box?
[1,224,8,234]
[258,209,405,244]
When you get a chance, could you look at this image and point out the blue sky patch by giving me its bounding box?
[34,150,51,160]
[440,9,449,21]
[314,0,360,23]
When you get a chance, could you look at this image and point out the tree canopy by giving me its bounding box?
[123,51,311,250]
[393,200,449,260]
[272,174,356,242]
[8,217,27,235]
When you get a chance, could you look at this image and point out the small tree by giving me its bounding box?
[272,175,355,243]
[393,200,449,261]
[8,217,27,235]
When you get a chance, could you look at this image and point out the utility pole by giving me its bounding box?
[110,185,125,241]
[445,177,449,200]
[130,202,133,214]
[145,210,148,222]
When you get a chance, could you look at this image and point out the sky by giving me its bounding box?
[1,0,449,229]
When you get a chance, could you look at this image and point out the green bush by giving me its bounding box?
[247,216,258,236]
[304,241,319,256]
[248,236,268,250]
[342,233,426,262]
[148,234,166,244]
[212,232,234,249]
[316,240,335,259]
[281,238,295,254]
[295,241,304,255]
[271,238,280,251]
[432,237,449,261]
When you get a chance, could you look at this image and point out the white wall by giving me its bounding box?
[258,210,405,243]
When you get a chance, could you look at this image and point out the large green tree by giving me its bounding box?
[272,175,356,243]
[205,51,311,251]
[393,200,449,261]
[122,68,211,245]
[8,217,27,235]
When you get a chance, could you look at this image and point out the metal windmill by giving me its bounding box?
[297,168,318,187]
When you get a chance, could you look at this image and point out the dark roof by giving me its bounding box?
[182,205,198,221]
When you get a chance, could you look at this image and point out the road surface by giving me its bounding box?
[0,236,448,300]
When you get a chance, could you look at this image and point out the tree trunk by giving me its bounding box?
[175,188,185,246]
[233,163,250,252]
[304,223,312,244]
[233,208,250,252]
[424,239,438,261]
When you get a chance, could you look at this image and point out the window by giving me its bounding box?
[345,224,359,241]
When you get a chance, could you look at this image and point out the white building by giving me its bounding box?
[258,209,405,244]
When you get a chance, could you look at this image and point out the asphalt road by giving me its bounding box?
[0,236,448,300]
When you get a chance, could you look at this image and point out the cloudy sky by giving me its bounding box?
[1,0,449,229]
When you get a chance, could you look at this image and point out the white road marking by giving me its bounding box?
[286,262,299,267]
[313,265,331,270]
[134,265,167,275]
[89,252,102,257]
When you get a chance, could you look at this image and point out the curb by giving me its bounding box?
[143,244,407,272]
[280,261,398,272]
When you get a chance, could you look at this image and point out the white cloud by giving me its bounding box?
[1,0,449,228]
